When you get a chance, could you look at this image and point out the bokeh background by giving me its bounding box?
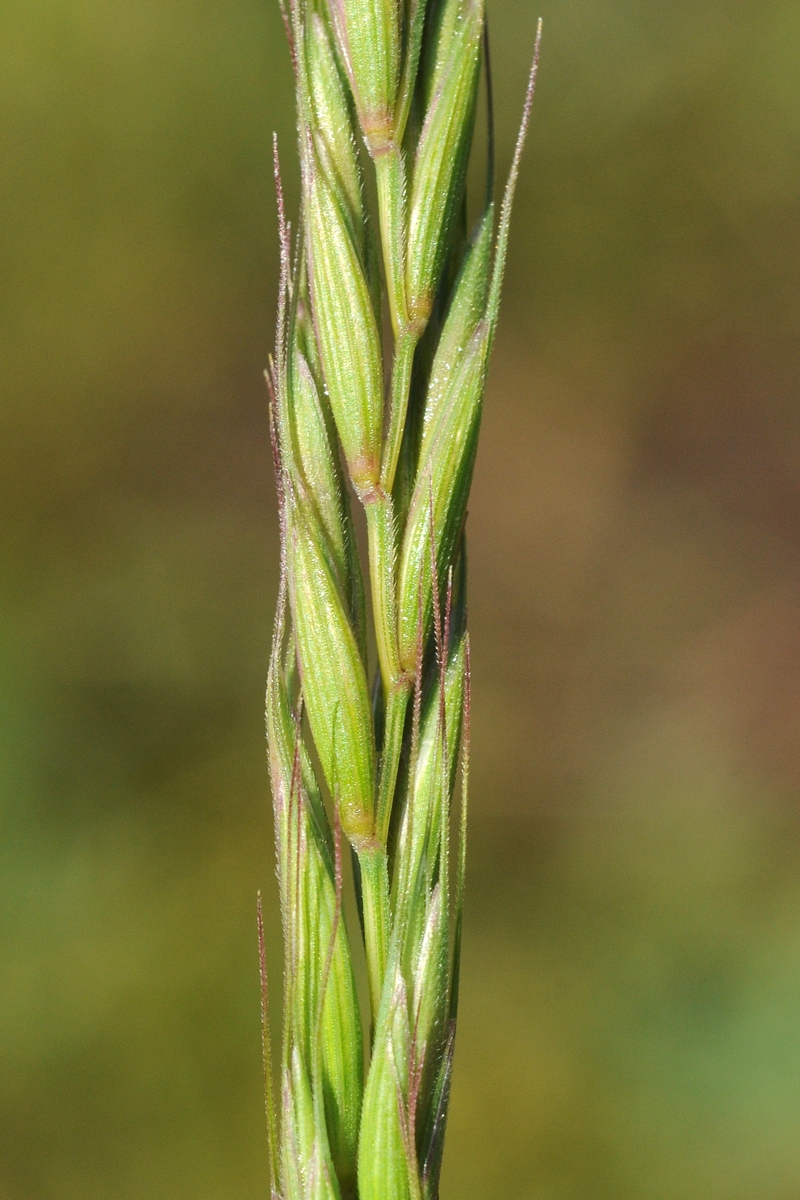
[2,1,800,1197]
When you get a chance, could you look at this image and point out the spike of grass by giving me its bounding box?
[263,5,542,1197]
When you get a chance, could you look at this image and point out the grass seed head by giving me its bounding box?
[266,2,540,1196]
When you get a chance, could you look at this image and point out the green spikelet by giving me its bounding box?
[406,0,484,328]
[302,143,384,493]
[267,638,364,1189]
[306,12,364,240]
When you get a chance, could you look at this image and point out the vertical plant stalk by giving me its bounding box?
[264,5,542,1198]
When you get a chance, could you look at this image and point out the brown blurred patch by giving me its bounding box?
[675,581,800,790]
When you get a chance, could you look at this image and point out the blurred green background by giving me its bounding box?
[2,1,800,1197]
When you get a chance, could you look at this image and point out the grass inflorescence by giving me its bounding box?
[264,3,540,1197]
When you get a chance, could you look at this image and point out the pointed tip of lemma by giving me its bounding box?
[278,0,298,77]
[485,18,542,339]
[482,14,495,212]
[273,135,292,280]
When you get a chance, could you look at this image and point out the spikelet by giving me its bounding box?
[264,4,542,1196]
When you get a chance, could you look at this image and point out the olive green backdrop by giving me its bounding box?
[2,2,800,1197]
